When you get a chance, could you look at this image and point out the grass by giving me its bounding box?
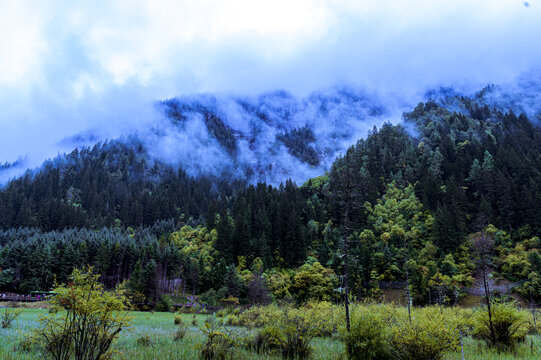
[0,308,539,359]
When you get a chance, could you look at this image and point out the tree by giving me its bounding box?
[292,261,336,303]
[248,271,271,305]
[224,265,243,299]
[143,259,158,303]
[35,266,132,360]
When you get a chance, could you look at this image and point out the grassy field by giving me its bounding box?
[0,307,540,359]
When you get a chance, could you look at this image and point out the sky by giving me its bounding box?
[1,0,540,171]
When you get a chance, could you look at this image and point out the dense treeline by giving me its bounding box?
[0,138,242,231]
[1,97,541,306]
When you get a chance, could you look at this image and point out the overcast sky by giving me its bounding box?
[1,0,540,167]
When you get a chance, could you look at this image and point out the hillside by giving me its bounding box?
[1,86,541,308]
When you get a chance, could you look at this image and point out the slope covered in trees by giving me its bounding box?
[1,94,541,308]
[0,137,243,231]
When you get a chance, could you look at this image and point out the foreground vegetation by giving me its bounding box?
[0,304,541,360]
[1,301,540,360]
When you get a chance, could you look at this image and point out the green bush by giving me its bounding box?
[174,314,183,325]
[303,301,343,337]
[174,322,189,341]
[155,295,172,312]
[278,312,313,360]
[416,306,475,336]
[34,266,132,360]
[1,307,23,329]
[216,308,228,318]
[472,302,529,351]
[198,320,238,360]
[137,334,154,347]
[14,336,35,353]
[389,314,460,360]
[342,308,392,360]
[240,308,313,359]
[245,324,284,354]
[226,314,240,326]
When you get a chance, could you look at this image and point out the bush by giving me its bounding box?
[237,304,282,328]
[201,287,228,307]
[174,322,189,341]
[155,295,172,312]
[303,301,343,337]
[342,308,392,360]
[198,320,238,360]
[245,324,284,354]
[14,336,35,352]
[240,308,314,359]
[472,302,529,351]
[34,266,132,360]
[216,308,228,318]
[278,313,313,360]
[174,315,183,325]
[416,306,475,336]
[137,334,154,347]
[389,314,460,360]
[1,308,23,329]
[226,314,240,326]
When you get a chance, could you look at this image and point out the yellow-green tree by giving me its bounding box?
[35,266,132,360]
[293,262,336,303]
[365,182,433,249]
[169,225,218,272]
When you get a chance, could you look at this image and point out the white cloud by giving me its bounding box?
[0,2,48,86]
[0,0,540,168]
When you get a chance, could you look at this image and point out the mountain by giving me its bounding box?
[2,80,541,306]
[4,75,541,187]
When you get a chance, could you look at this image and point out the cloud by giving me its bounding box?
[0,0,540,175]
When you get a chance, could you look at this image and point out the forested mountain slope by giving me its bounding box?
[0,138,242,231]
[1,88,541,307]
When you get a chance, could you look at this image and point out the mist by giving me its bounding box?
[1,0,541,183]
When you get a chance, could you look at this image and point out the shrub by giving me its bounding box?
[198,320,238,360]
[205,315,218,325]
[174,322,189,341]
[342,308,392,360]
[416,306,476,336]
[34,266,132,360]
[237,304,283,328]
[303,301,343,337]
[216,308,228,318]
[137,334,154,347]
[389,314,460,360]
[14,336,35,352]
[174,315,183,325]
[155,295,172,312]
[1,307,23,329]
[245,324,284,354]
[278,313,313,360]
[472,302,529,351]
[241,308,314,359]
[226,314,240,326]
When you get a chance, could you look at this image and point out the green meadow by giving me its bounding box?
[1,306,540,360]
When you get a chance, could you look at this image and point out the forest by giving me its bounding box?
[1,93,541,311]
